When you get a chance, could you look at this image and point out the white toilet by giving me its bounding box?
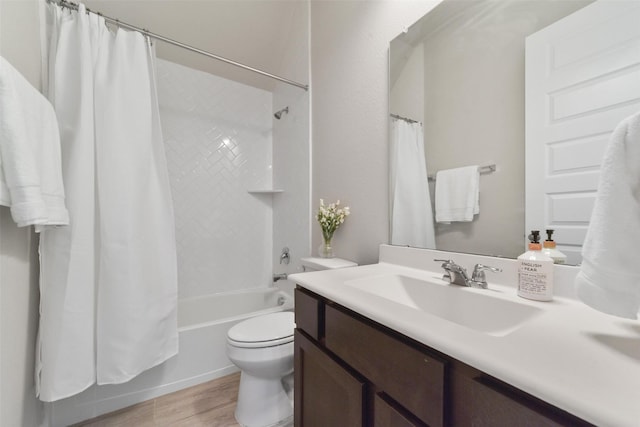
[227,312,295,427]
[226,257,357,427]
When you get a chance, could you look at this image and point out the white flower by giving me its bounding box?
[316,198,350,241]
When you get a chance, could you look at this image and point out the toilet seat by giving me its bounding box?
[228,335,293,349]
[227,312,294,349]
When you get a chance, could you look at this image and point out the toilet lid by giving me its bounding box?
[228,312,294,344]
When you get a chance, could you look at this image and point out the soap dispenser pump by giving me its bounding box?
[542,229,567,265]
[517,230,554,301]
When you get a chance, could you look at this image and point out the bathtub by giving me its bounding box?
[49,287,294,427]
[179,287,293,331]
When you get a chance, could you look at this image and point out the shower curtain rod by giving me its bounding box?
[390,113,421,125]
[48,0,309,91]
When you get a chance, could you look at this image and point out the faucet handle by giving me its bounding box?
[471,264,502,282]
[434,259,454,281]
[435,259,470,285]
[473,263,502,273]
[280,247,290,265]
[435,259,466,274]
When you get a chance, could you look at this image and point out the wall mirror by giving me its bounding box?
[389,0,640,265]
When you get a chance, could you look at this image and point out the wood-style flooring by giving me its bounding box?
[74,372,241,427]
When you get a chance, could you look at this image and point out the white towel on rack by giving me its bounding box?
[0,56,68,229]
[575,111,640,319]
[435,165,479,223]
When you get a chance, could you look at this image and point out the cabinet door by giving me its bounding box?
[294,330,366,427]
[325,305,446,427]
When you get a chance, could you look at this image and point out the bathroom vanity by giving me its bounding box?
[290,245,640,427]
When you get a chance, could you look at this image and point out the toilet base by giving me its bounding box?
[235,371,293,427]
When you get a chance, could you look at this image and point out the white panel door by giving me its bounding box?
[525,0,640,265]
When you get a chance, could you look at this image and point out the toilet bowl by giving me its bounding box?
[227,311,295,427]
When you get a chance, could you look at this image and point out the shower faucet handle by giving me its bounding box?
[280,247,290,265]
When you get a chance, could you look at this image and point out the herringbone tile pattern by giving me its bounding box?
[156,59,274,299]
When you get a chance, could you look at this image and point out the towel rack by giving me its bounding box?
[428,164,496,182]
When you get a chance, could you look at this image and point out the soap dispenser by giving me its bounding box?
[542,229,567,265]
[517,230,554,301]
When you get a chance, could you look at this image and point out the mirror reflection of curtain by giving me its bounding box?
[390,119,435,248]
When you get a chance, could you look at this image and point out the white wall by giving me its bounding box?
[390,42,424,123]
[310,0,439,265]
[0,1,46,426]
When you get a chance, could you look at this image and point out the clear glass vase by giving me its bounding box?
[318,237,334,258]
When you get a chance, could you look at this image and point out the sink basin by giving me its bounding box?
[345,274,543,336]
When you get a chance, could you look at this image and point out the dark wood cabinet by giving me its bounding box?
[294,330,366,427]
[294,288,322,341]
[373,393,424,427]
[325,304,445,427]
[294,286,592,427]
[450,364,585,427]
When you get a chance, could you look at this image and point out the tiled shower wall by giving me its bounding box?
[156,59,274,299]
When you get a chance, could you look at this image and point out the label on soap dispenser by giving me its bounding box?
[517,256,553,301]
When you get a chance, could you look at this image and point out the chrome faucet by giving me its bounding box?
[435,259,501,289]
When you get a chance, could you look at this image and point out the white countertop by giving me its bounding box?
[289,245,640,427]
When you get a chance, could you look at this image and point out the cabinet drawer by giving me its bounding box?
[295,288,322,340]
[451,372,593,427]
[325,305,446,427]
[374,393,425,427]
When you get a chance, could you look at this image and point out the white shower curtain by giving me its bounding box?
[36,3,178,401]
[390,119,436,248]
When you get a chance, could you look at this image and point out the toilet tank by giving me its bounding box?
[300,257,357,272]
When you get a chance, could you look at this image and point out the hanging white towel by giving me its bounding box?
[434,165,479,223]
[0,56,68,229]
[575,111,640,319]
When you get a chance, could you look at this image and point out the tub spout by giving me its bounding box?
[273,273,288,283]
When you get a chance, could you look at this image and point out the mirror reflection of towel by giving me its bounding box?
[435,165,479,223]
[575,111,640,319]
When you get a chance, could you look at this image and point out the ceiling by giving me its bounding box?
[83,0,303,92]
